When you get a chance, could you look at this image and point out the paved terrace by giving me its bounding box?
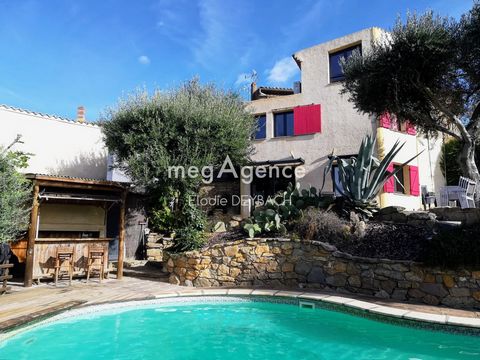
[1,277,480,332]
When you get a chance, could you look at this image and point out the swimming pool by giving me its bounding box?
[1,296,479,360]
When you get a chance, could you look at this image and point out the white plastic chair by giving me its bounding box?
[458,176,477,208]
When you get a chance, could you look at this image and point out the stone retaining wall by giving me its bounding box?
[165,239,480,310]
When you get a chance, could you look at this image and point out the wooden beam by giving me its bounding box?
[24,183,40,287]
[34,180,124,192]
[116,190,127,280]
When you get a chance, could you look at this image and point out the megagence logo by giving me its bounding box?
[168,155,305,184]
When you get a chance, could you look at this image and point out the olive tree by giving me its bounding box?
[342,3,480,182]
[0,136,31,263]
[102,79,256,250]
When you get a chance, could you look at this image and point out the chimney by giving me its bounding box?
[250,82,257,101]
[76,106,85,123]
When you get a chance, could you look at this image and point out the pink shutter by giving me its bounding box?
[405,121,417,135]
[294,104,321,135]
[379,113,391,129]
[383,163,395,193]
[409,165,420,196]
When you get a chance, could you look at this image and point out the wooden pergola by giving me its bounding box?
[23,174,128,287]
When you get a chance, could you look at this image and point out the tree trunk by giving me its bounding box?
[458,138,480,183]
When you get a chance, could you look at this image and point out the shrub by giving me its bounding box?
[294,208,349,242]
[172,226,206,252]
[0,136,31,245]
[423,227,480,268]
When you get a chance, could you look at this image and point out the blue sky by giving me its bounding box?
[0,0,474,121]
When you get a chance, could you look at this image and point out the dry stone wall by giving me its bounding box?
[165,238,480,310]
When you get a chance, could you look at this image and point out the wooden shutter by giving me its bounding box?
[383,163,395,193]
[405,121,417,135]
[294,104,321,135]
[379,113,391,129]
[409,165,420,196]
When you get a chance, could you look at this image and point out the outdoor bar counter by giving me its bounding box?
[33,237,113,281]
[19,174,128,287]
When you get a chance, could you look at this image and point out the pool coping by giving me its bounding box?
[1,288,480,336]
[159,289,480,329]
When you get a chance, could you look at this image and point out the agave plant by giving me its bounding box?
[322,135,421,218]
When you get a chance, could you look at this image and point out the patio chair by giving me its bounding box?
[86,246,107,283]
[458,176,477,209]
[421,186,436,210]
[54,247,74,286]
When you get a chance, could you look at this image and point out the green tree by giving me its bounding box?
[342,3,480,182]
[102,79,256,250]
[0,136,31,245]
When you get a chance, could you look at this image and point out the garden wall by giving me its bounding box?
[165,239,480,310]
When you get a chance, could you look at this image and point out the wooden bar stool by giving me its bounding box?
[86,246,107,283]
[54,247,75,286]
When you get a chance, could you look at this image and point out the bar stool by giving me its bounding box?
[86,246,107,283]
[54,247,75,286]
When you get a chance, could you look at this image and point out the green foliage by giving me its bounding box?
[323,135,419,218]
[341,3,480,179]
[294,208,349,242]
[0,136,31,244]
[173,226,206,253]
[423,227,480,268]
[440,139,480,185]
[243,183,333,238]
[102,79,255,251]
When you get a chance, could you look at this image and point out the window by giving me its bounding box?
[329,44,361,83]
[274,111,294,137]
[254,115,266,140]
[393,164,406,194]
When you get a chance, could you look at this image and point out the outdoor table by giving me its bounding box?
[439,186,466,207]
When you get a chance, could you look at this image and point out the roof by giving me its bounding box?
[25,173,128,191]
[252,86,295,100]
[0,104,99,127]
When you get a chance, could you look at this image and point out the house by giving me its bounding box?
[0,105,145,285]
[243,28,445,216]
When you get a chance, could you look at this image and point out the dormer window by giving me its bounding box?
[329,44,361,83]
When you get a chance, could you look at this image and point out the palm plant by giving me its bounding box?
[322,135,420,218]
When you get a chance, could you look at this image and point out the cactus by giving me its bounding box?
[322,135,421,218]
[243,183,333,238]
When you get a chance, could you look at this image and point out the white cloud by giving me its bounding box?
[138,55,150,65]
[267,57,299,84]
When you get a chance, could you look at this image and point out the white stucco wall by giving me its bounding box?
[0,105,107,179]
[377,127,422,210]
[248,28,379,193]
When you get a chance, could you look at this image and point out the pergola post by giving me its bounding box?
[116,190,127,280]
[24,183,40,287]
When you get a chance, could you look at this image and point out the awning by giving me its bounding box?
[38,192,121,203]
[251,158,305,167]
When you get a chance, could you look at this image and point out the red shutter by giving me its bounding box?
[383,163,395,193]
[405,121,417,135]
[379,113,391,129]
[294,104,321,135]
[409,165,420,196]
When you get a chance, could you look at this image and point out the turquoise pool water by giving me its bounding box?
[1,299,479,360]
